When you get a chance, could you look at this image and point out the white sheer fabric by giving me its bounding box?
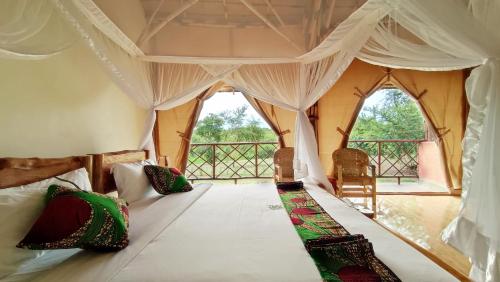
[5,0,500,279]
[54,0,236,158]
[57,0,389,191]
[0,0,76,59]
[355,1,500,280]
[225,55,357,191]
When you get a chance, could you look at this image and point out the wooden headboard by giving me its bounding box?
[0,156,92,189]
[92,150,149,194]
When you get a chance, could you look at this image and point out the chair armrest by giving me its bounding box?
[368,164,376,177]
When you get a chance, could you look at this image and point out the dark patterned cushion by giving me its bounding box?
[307,237,400,281]
[143,165,193,195]
[17,185,129,251]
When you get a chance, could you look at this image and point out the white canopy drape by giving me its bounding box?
[354,1,500,280]
[0,0,76,59]
[3,0,500,280]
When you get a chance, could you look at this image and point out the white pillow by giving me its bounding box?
[0,168,92,279]
[112,160,155,203]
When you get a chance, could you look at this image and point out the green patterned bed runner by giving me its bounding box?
[277,186,400,282]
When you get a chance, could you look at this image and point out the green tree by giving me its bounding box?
[192,113,224,143]
[222,105,247,130]
[192,105,277,143]
[349,89,425,158]
[350,89,425,141]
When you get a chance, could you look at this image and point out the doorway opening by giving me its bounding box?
[185,91,278,184]
[347,88,447,193]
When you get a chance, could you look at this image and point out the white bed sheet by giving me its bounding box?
[5,184,212,282]
[5,183,459,282]
[112,184,322,282]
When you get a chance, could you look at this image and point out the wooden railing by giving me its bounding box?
[186,142,279,182]
[348,139,424,183]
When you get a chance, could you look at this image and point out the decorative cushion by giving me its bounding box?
[276,181,303,191]
[307,237,400,282]
[0,168,92,279]
[143,166,193,195]
[17,185,129,251]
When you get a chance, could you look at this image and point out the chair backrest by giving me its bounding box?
[332,148,369,178]
[274,147,294,178]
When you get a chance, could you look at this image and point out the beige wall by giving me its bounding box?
[0,43,148,158]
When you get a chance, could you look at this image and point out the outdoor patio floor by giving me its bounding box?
[374,195,470,279]
[376,180,448,193]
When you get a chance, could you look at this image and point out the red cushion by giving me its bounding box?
[21,195,92,244]
[17,185,129,250]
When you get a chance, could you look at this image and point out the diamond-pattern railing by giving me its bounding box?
[348,140,423,179]
[186,142,279,181]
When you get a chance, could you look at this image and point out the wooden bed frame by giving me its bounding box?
[91,150,149,194]
[0,156,92,189]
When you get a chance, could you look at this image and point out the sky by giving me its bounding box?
[199,90,390,127]
[198,91,270,127]
[362,89,387,108]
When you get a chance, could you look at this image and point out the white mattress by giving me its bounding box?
[5,183,458,282]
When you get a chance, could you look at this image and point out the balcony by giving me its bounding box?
[347,139,424,184]
[186,139,427,187]
[186,142,279,183]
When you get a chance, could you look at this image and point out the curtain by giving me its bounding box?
[244,95,295,148]
[54,0,238,159]
[355,1,500,280]
[174,82,223,172]
[62,0,391,192]
[0,0,76,59]
[157,99,200,168]
[318,60,388,174]
[389,69,466,190]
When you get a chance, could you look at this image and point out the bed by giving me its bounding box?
[1,151,458,282]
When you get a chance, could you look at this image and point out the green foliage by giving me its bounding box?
[349,90,425,157]
[350,89,425,141]
[190,106,277,170]
[192,105,277,143]
[191,113,225,143]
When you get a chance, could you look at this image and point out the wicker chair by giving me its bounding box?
[273,147,294,182]
[331,148,376,213]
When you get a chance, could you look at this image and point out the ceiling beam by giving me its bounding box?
[264,0,285,27]
[222,0,229,21]
[239,0,302,51]
[136,0,165,45]
[138,0,199,47]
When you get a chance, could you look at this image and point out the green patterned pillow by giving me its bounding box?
[17,185,129,251]
[143,165,193,194]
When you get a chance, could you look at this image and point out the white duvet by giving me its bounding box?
[5,183,458,282]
